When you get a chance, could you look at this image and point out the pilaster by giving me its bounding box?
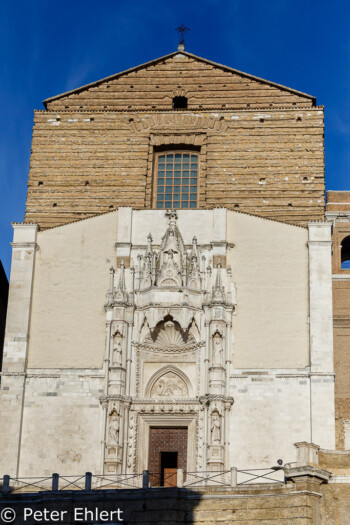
[0,223,38,476]
[307,222,335,449]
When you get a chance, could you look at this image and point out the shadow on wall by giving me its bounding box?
[0,261,9,372]
[0,487,203,525]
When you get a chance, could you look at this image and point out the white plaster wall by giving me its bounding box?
[229,373,311,469]
[19,373,104,476]
[227,211,309,369]
[28,212,117,368]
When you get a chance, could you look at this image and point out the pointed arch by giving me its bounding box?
[145,365,193,398]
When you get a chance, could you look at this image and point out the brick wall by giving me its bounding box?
[24,53,324,229]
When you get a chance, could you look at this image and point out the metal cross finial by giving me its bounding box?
[175,24,190,49]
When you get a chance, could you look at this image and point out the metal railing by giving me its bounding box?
[183,470,231,488]
[236,467,285,485]
[1,467,284,494]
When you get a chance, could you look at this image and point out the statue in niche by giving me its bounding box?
[211,411,221,444]
[213,332,223,366]
[140,317,150,342]
[112,332,122,365]
[188,319,200,342]
[108,414,120,443]
[165,230,179,255]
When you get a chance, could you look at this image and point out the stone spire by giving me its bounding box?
[212,261,226,303]
[115,260,129,303]
[188,236,201,290]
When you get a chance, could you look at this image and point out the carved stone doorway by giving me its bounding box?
[148,427,188,487]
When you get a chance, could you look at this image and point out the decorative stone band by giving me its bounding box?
[25,374,61,378]
[135,341,205,353]
[100,395,132,404]
[199,394,234,405]
[150,132,206,146]
[99,397,205,409]
[0,372,26,376]
[10,242,39,250]
[131,398,200,404]
[273,372,334,378]
[229,372,335,379]
[129,113,229,133]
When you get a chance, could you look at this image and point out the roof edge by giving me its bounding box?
[184,51,315,101]
[43,51,179,108]
[43,51,316,108]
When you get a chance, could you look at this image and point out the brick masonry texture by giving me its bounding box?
[24,53,325,229]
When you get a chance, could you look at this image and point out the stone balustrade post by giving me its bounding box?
[177,468,183,488]
[85,472,92,491]
[230,467,237,487]
[52,473,59,491]
[2,475,10,494]
[142,470,149,490]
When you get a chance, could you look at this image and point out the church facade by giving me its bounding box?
[0,49,337,479]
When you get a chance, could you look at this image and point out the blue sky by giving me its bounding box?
[0,0,349,278]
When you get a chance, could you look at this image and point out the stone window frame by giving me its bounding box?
[144,133,207,209]
[341,235,350,270]
[153,149,200,210]
[333,229,350,273]
[135,413,197,473]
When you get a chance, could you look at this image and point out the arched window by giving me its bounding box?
[155,151,198,209]
[341,236,350,269]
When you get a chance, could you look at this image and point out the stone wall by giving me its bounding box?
[326,191,350,449]
[44,52,315,111]
[24,52,324,228]
[0,485,323,525]
[0,208,336,476]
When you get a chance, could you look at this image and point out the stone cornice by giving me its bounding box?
[131,398,200,405]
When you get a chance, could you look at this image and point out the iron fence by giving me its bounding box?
[0,467,284,494]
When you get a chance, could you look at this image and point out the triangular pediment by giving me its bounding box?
[44,51,315,110]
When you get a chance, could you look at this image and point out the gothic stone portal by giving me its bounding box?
[103,210,234,476]
[148,427,188,487]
